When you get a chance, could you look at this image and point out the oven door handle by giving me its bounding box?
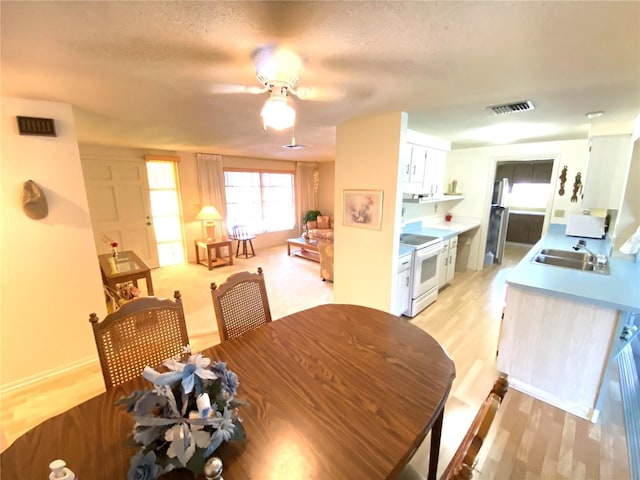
[415,243,442,259]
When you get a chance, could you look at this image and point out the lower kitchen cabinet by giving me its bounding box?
[497,285,621,422]
[396,253,412,315]
[446,236,457,284]
[438,235,458,288]
[506,213,544,244]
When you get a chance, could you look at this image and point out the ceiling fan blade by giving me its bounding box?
[210,84,267,95]
[292,85,346,102]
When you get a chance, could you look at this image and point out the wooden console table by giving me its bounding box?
[195,239,233,270]
[287,237,319,262]
[98,250,154,295]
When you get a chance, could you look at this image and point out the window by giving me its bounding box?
[146,161,185,266]
[506,183,550,209]
[224,169,295,233]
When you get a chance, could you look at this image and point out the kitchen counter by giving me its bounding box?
[398,244,414,257]
[506,224,640,313]
[498,223,640,422]
[402,219,481,240]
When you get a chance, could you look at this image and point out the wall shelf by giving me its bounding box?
[403,194,464,204]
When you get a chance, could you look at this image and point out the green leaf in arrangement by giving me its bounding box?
[230,421,247,441]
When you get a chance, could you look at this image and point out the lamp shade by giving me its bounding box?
[261,96,296,130]
[196,206,223,241]
[196,206,223,222]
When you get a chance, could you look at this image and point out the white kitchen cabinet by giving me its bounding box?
[424,147,447,200]
[446,236,458,284]
[396,253,412,315]
[402,143,427,191]
[437,235,458,288]
[437,242,448,288]
[582,134,632,209]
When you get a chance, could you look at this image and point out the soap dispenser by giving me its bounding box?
[49,459,76,480]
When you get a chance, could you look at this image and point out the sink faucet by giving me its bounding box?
[573,239,608,266]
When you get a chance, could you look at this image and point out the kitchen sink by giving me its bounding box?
[533,255,596,271]
[532,248,610,275]
[538,248,595,263]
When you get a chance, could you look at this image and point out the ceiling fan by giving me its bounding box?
[211,46,345,131]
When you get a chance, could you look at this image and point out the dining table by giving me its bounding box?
[0,303,455,480]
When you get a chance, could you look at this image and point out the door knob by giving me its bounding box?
[146,222,152,226]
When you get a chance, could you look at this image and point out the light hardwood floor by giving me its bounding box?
[0,242,630,479]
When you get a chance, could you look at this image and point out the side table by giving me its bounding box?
[98,250,154,295]
[195,239,234,270]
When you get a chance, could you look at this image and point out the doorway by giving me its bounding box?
[146,160,185,266]
[485,159,554,265]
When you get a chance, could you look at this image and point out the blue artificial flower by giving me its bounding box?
[127,450,163,480]
[163,354,217,395]
[212,362,239,396]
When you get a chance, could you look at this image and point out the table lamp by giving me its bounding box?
[196,205,223,241]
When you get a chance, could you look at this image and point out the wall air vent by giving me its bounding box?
[16,116,57,137]
[487,100,535,116]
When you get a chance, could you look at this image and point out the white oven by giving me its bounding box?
[400,233,443,317]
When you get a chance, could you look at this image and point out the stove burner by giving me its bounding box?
[399,233,441,246]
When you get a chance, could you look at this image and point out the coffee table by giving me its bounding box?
[98,250,154,295]
[287,237,319,262]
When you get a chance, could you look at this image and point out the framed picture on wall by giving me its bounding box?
[342,189,383,230]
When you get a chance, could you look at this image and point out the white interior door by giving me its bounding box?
[82,158,159,268]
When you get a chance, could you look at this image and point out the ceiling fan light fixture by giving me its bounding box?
[261,95,296,131]
[254,47,302,89]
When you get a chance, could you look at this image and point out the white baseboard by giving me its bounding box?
[508,377,597,422]
[0,355,99,395]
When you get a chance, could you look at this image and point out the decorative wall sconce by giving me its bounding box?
[22,180,48,219]
[558,166,568,196]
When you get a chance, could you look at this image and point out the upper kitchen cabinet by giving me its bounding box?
[402,143,427,188]
[402,129,451,197]
[495,160,553,184]
[424,147,446,199]
[582,134,632,209]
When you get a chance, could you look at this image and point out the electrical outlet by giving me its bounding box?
[554,209,565,218]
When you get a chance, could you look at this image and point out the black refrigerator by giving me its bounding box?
[486,205,509,264]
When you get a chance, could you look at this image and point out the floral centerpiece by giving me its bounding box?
[117,346,247,479]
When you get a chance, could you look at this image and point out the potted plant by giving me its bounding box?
[303,210,322,224]
[302,210,321,238]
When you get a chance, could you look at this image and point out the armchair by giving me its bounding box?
[318,239,334,282]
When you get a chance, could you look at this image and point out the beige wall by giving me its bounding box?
[177,152,301,263]
[334,112,405,312]
[76,147,319,265]
[317,162,335,216]
[1,98,105,389]
[447,139,589,269]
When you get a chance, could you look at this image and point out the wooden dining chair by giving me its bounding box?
[89,291,190,389]
[231,225,256,258]
[398,375,509,480]
[210,267,272,341]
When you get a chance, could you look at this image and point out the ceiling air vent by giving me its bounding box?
[16,116,57,137]
[487,100,535,116]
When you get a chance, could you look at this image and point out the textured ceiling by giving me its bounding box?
[2,1,639,162]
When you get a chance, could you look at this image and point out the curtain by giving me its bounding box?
[196,153,229,239]
[296,162,318,229]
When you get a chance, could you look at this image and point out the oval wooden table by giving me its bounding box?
[1,304,455,480]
